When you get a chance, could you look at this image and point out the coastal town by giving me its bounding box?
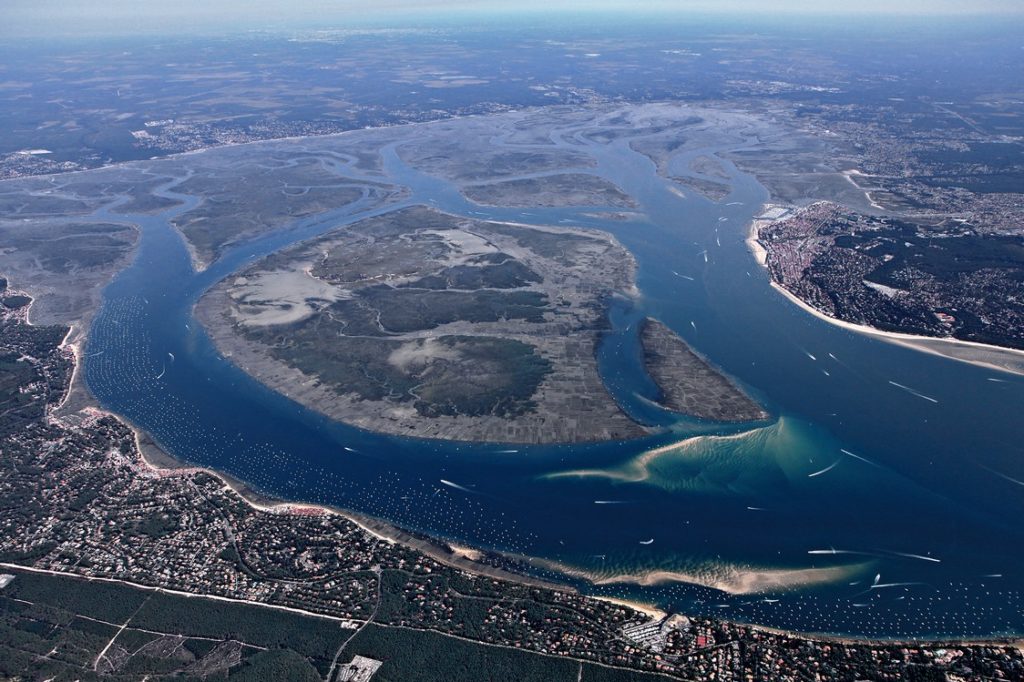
[755,201,1024,351]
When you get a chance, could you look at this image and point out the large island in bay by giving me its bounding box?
[197,205,650,443]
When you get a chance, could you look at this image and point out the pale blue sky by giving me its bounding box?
[5,0,1023,37]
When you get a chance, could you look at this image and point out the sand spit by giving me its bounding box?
[589,564,870,595]
[543,426,766,484]
[639,317,769,422]
[529,556,872,596]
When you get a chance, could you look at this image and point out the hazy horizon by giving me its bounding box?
[5,0,1024,38]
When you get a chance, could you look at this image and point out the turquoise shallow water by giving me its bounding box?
[82,123,1024,639]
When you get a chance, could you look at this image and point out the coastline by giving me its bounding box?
[742,619,1024,650]
[7,279,1021,682]
[593,596,666,621]
[769,279,1024,377]
[3,155,1022,652]
[127,420,571,593]
[54,326,80,413]
[21,231,1022,645]
[746,216,1024,377]
[56,314,1024,648]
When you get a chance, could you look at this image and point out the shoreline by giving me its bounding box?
[741,619,1024,650]
[746,216,1024,377]
[770,279,1024,377]
[54,325,79,413]
[6,112,1023,646]
[170,221,208,274]
[126,420,571,593]
[72,351,1024,648]
[593,596,666,621]
[122,405,1024,646]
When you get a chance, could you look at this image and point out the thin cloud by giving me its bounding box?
[3,0,1022,37]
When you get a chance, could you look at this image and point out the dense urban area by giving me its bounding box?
[758,202,1024,350]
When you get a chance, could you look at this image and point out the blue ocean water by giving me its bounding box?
[82,126,1024,640]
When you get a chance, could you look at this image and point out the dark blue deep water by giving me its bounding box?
[83,124,1024,640]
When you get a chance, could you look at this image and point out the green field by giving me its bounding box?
[0,568,679,681]
[0,568,337,680]
[130,591,352,666]
[344,624,674,682]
